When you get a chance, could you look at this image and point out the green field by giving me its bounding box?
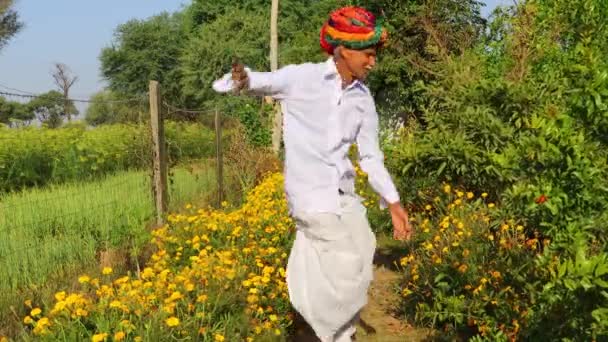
[0,164,216,325]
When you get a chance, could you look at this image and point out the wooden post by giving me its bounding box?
[215,109,224,207]
[269,0,282,155]
[270,0,279,73]
[149,80,168,224]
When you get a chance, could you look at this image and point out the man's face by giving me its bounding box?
[341,47,377,81]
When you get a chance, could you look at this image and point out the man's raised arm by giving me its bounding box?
[212,62,295,100]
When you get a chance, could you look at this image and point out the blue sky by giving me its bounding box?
[0,0,509,114]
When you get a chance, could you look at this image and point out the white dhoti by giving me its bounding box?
[286,194,376,341]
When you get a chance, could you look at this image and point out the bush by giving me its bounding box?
[17,173,294,341]
[398,184,545,341]
[0,122,216,193]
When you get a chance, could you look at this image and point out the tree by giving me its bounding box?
[350,0,486,121]
[51,63,78,121]
[0,0,22,51]
[85,90,143,126]
[0,96,32,126]
[100,12,186,105]
[27,90,77,128]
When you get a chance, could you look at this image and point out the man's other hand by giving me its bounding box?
[389,202,413,241]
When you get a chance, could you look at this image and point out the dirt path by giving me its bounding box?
[355,266,433,341]
[290,235,434,342]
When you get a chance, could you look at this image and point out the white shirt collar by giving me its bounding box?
[323,57,368,93]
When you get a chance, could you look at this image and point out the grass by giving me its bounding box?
[0,163,217,334]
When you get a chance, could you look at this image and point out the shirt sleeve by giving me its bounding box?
[356,101,400,209]
[212,65,295,100]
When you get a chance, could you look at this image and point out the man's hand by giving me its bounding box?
[389,202,413,241]
[231,59,249,94]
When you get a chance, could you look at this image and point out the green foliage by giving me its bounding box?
[0,122,215,193]
[357,177,547,340]
[26,90,78,128]
[378,0,608,340]
[100,12,186,104]
[0,96,32,126]
[525,239,608,340]
[353,0,487,120]
[85,90,146,126]
[0,0,22,51]
[0,166,217,336]
[179,8,270,105]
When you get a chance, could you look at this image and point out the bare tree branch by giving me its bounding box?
[51,63,78,121]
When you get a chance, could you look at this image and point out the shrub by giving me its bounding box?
[17,173,294,341]
[0,122,216,192]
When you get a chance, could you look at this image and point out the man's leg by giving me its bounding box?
[287,211,368,340]
[333,311,360,342]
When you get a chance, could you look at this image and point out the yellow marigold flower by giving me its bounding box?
[30,308,42,317]
[165,316,180,327]
[269,314,278,322]
[443,184,451,193]
[78,275,91,284]
[102,267,113,275]
[466,192,474,199]
[214,334,225,342]
[424,204,432,210]
[55,291,66,301]
[488,203,495,208]
[167,291,183,302]
[456,191,464,198]
[109,300,122,308]
[458,264,468,273]
[91,333,108,342]
[275,329,282,336]
[481,192,488,198]
[75,308,88,317]
[24,299,32,308]
[114,332,126,341]
[488,234,494,241]
[23,316,34,324]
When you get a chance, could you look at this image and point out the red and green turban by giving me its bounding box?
[320,6,388,55]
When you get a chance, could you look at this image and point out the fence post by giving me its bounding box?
[215,108,224,207]
[149,80,168,224]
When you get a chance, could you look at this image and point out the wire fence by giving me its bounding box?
[0,81,227,295]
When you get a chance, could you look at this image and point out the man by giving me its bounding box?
[213,6,412,342]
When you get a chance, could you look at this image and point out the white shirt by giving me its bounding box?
[213,58,400,215]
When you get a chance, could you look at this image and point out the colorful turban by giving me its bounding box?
[320,6,388,55]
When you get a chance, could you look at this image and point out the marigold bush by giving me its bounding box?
[398,185,549,341]
[17,173,295,341]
